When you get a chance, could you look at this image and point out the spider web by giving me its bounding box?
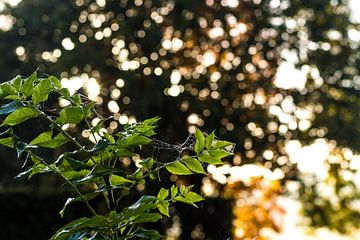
[150,134,196,154]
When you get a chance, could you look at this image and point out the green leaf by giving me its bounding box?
[20,71,37,98]
[198,152,223,165]
[133,213,162,224]
[0,83,17,99]
[5,95,22,101]
[32,78,53,104]
[157,188,169,200]
[133,228,161,240]
[56,106,83,125]
[213,140,233,149]
[59,192,99,218]
[210,149,232,159]
[205,131,215,149]
[74,165,119,184]
[142,117,160,126]
[11,75,22,90]
[174,196,194,205]
[170,185,178,199]
[128,195,156,211]
[30,131,69,148]
[72,94,82,105]
[165,162,193,175]
[114,147,135,157]
[83,101,96,118]
[51,216,108,240]
[194,128,205,154]
[182,157,205,174]
[179,185,187,195]
[157,201,169,217]
[183,192,204,203]
[0,101,23,115]
[49,76,62,89]
[109,174,133,186]
[0,137,13,148]
[1,107,39,126]
[123,135,151,146]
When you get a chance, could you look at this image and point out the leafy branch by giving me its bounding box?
[0,71,234,240]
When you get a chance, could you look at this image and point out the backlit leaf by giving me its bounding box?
[20,71,37,98]
[1,107,39,126]
[183,192,204,203]
[165,162,193,175]
[32,78,53,104]
[157,201,169,217]
[198,152,223,165]
[0,137,13,148]
[157,188,169,200]
[205,131,215,149]
[30,131,69,148]
[182,157,205,174]
[194,128,205,154]
[56,106,83,125]
[109,174,133,186]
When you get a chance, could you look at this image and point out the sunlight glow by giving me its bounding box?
[285,139,329,179]
[349,0,360,23]
[274,62,307,90]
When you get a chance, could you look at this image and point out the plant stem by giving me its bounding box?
[26,150,98,216]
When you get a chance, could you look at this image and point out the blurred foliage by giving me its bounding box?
[1,0,360,239]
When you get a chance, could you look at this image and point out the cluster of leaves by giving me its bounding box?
[0,71,233,239]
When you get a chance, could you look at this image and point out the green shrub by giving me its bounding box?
[0,71,233,239]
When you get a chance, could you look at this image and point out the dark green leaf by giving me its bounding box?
[133,213,162,223]
[74,165,120,184]
[165,162,193,175]
[20,71,37,98]
[128,195,156,211]
[51,216,108,240]
[132,228,161,240]
[0,101,24,115]
[56,106,83,125]
[1,107,39,126]
[59,192,99,218]
[30,131,69,148]
[114,147,135,157]
[182,157,205,174]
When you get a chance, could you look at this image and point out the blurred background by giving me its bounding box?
[1,0,360,239]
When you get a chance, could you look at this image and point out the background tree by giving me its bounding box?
[1,0,360,239]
